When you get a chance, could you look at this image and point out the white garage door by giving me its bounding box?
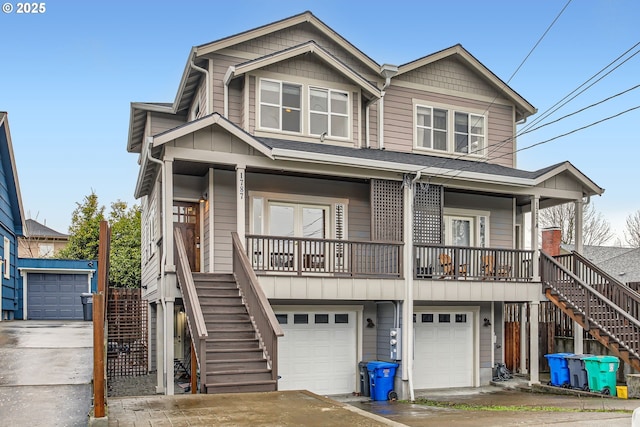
[414,310,474,389]
[276,309,357,395]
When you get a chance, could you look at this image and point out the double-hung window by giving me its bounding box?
[416,106,447,151]
[309,88,349,138]
[260,79,302,133]
[454,112,485,154]
[415,104,486,155]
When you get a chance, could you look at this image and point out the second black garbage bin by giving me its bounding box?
[358,361,370,397]
[80,293,93,321]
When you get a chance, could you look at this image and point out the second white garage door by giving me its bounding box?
[275,309,357,395]
[414,309,475,389]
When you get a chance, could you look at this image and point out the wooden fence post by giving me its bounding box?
[93,220,110,418]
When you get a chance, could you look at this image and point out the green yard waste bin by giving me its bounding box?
[583,355,619,396]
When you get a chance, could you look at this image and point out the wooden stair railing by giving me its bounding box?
[175,229,209,392]
[231,232,284,385]
[541,252,640,372]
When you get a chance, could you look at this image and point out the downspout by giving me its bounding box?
[223,66,236,118]
[190,57,210,115]
[146,139,169,391]
[378,64,398,150]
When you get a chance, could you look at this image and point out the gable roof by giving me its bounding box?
[225,41,381,99]
[195,11,380,73]
[24,218,68,239]
[0,112,25,237]
[397,44,536,122]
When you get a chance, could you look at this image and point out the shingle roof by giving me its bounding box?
[562,244,640,283]
[257,137,564,180]
[25,218,68,238]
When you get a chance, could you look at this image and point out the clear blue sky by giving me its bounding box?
[1,0,638,243]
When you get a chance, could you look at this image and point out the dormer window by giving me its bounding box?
[415,102,486,156]
[309,88,349,139]
[260,79,302,133]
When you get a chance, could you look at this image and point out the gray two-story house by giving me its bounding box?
[127,12,607,398]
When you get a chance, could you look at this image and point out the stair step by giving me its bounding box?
[197,288,240,297]
[205,379,277,394]
[207,348,264,360]
[204,313,252,322]
[207,330,256,340]
[207,322,254,332]
[207,338,261,349]
[201,305,247,314]
[193,273,235,281]
[208,358,269,371]
[200,296,244,306]
[206,369,273,384]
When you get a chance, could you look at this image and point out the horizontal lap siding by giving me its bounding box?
[213,170,236,273]
[188,79,206,120]
[211,55,238,119]
[141,187,160,294]
[150,113,186,136]
[479,303,492,370]
[246,172,370,241]
[445,192,513,249]
[384,57,517,167]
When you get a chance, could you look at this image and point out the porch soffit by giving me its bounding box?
[227,41,381,99]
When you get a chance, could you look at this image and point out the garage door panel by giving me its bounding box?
[27,273,88,320]
[414,310,474,389]
[277,310,357,395]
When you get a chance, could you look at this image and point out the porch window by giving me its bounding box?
[259,79,302,133]
[310,88,349,138]
[443,210,489,247]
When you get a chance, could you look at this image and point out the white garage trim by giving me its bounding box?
[413,306,480,389]
[273,305,362,395]
[19,267,94,320]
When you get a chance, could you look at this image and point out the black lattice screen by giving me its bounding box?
[414,183,443,244]
[371,179,403,242]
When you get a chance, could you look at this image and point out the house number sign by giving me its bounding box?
[239,170,245,200]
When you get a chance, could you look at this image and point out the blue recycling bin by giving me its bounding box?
[367,361,398,401]
[545,353,574,387]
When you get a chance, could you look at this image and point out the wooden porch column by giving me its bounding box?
[573,198,585,354]
[165,299,175,395]
[162,159,176,395]
[529,300,540,385]
[519,303,528,374]
[530,196,540,280]
[236,165,246,243]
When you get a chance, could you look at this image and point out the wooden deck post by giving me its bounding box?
[191,340,197,394]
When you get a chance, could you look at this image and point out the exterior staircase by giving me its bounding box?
[541,251,640,372]
[193,273,277,393]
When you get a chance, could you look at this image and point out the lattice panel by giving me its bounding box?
[414,183,443,244]
[107,288,148,377]
[371,179,403,242]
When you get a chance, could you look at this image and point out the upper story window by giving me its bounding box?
[260,79,302,133]
[310,88,349,139]
[415,104,486,156]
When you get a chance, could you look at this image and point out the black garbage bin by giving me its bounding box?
[358,361,370,397]
[80,293,93,321]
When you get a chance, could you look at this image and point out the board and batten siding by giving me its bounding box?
[383,76,516,168]
[170,124,259,157]
[213,170,236,273]
[445,192,514,249]
[245,172,371,241]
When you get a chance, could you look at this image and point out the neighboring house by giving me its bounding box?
[561,243,640,284]
[0,112,26,321]
[18,218,69,258]
[127,12,604,397]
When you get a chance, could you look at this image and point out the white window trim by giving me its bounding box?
[249,191,348,240]
[443,207,490,247]
[3,237,9,279]
[413,100,488,158]
[308,86,351,141]
[258,78,302,134]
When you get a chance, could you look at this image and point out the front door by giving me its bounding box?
[173,201,200,272]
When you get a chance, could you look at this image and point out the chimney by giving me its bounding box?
[542,227,562,256]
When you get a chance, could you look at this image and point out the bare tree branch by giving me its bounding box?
[625,210,640,248]
[539,201,614,246]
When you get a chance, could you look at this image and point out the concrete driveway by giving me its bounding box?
[0,320,93,427]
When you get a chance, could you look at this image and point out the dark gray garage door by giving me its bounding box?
[27,273,88,320]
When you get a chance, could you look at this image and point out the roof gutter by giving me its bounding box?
[190,54,210,115]
[378,64,398,150]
